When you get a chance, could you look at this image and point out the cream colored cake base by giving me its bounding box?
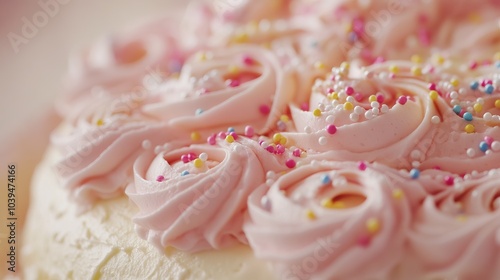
[21,147,276,280]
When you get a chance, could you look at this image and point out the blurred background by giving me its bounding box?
[0,0,185,277]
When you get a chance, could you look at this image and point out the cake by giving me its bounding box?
[20,0,500,279]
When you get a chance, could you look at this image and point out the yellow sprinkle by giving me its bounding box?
[273,133,282,143]
[450,78,459,88]
[191,131,201,141]
[392,189,404,200]
[494,52,500,61]
[196,52,207,61]
[340,62,350,70]
[280,137,288,145]
[433,54,445,65]
[389,65,399,74]
[193,158,204,168]
[300,151,307,158]
[411,54,422,64]
[96,119,104,127]
[328,93,339,100]
[344,102,354,111]
[495,99,500,109]
[366,218,381,234]
[321,199,345,209]
[280,115,290,122]
[456,215,468,222]
[368,95,377,103]
[313,108,322,117]
[344,23,353,33]
[228,65,240,74]
[429,90,439,100]
[232,32,249,44]
[314,61,326,70]
[473,103,483,113]
[306,209,316,220]
[465,124,475,134]
[225,135,235,143]
[411,66,422,76]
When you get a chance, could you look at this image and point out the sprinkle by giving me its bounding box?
[410,168,420,179]
[473,103,483,113]
[225,135,235,143]
[350,113,360,122]
[450,78,459,88]
[229,132,239,140]
[142,140,152,150]
[293,148,301,157]
[266,145,275,154]
[479,141,489,152]
[195,108,204,115]
[193,158,204,168]
[199,153,208,161]
[313,108,322,117]
[492,141,500,152]
[453,105,462,114]
[381,104,389,113]
[244,126,254,137]
[485,84,494,94]
[277,121,287,131]
[156,175,165,182]
[364,110,374,120]
[411,66,422,76]
[181,154,190,163]
[392,189,404,200]
[226,79,240,87]
[344,102,354,111]
[304,126,312,134]
[286,159,297,169]
[96,119,104,126]
[433,54,445,65]
[465,124,475,134]
[218,131,227,139]
[444,176,454,186]
[259,104,270,115]
[326,115,336,124]
[389,65,399,74]
[366,218,380,234]
[318,136,328,146]
[314,61,326,70]
[280,115,290,122]
[321,174,331,185]
[428,83,437,91]
[463,112,473,121]
[484,136,494,145]
[467,148,476,158]
[397,96,408,105]
[181,170,190,176]
[470,81,479,90]
[275,144,285,155]
[411,54,422,63]
[358,235,371,247]
[484,112,493,121]
[326,125,337,135]
[261,196,271,210]
[495,100,500,109]
[358,161,367,171]
[300,102,310,111]
[187,153,197,161]
[242,55,254,65]
[321,199,344,209]
[431,116,440,124]
[273,133,283,143]
[345,86,355,95]
[191,131,201,141]
[196,52,207,61]
[429,90,439,100]
[306,209,316,220]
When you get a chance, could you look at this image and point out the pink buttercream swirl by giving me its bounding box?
[406,169,500,279]
[244,161,427,280]
[127,137,287,252]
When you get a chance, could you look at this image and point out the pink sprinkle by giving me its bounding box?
[275,144,285,155]
[358,161,367,171]
[329,74,337,81]
[484,136,494,146]
[259,140,264,146]
[242,55,254,65]
[181,154,189,163]
[229,132,239,140]
[389,73,396,79]
[327,124,337,135]
[187,153,197,161]
[327,88,334,94]
[376,94,384,104]
[226,79,240,87]
[397,96,408,105]
[354,92,363,102]
[207,135,216,145]
[293,148,301,157]
[245,126,254,137]
[156,175,165,182]
[353,18,364,34]
[259,104,271,115]
[374,56,385,64]
[266,145,275,153]
[459,109,466,117]
[218,131,227,139]
[469,61,478,70]
[433,166,442,170]
[418,28,430,46]
[358,235,371,247]
[428,83,436,90]
[300,102,309,111]
[346,86,355,95]
[286,159,296,169]
[444,176,454,186]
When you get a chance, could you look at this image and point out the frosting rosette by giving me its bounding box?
[127,137,287,252]
[59,17,185,116]
[406,169,500,279]
[284,61,439,169]
[143,45,295,134]
[52,92,184,208]
[244,161,427,280]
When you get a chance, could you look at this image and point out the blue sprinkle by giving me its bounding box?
[410,168,420,179]
[463,112,473,122]
[195,108,204,115]
[485,84,494,94]
[496,61,500,68]
[470,81,479,90]
[453,105,462,114]
[348,32,358,43]
[227,127,236,133]
[479,141,489,153]
[181,170,190,176]
[321,174,331,185]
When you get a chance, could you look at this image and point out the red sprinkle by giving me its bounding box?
[242,55,254,65]
[293,148,301,157]
[428,83,437,90]
[397,96,408,105]
[156,175,165,182]
[229,132,239,140]
[286,159,296,169]
[266,145,275,153]
[226,79,240,87]
[358,235,371,247]
[444,176,454,186]
[259,104,271,115]
[275,144,285,155]
[181,154,189,163]
[358,161,367,171]
[376,94,384,104]
[327,125,337,135]
[346,86,355,95]
[354,93,363,102]
[484,136,494,145]
[187,153,197,161]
